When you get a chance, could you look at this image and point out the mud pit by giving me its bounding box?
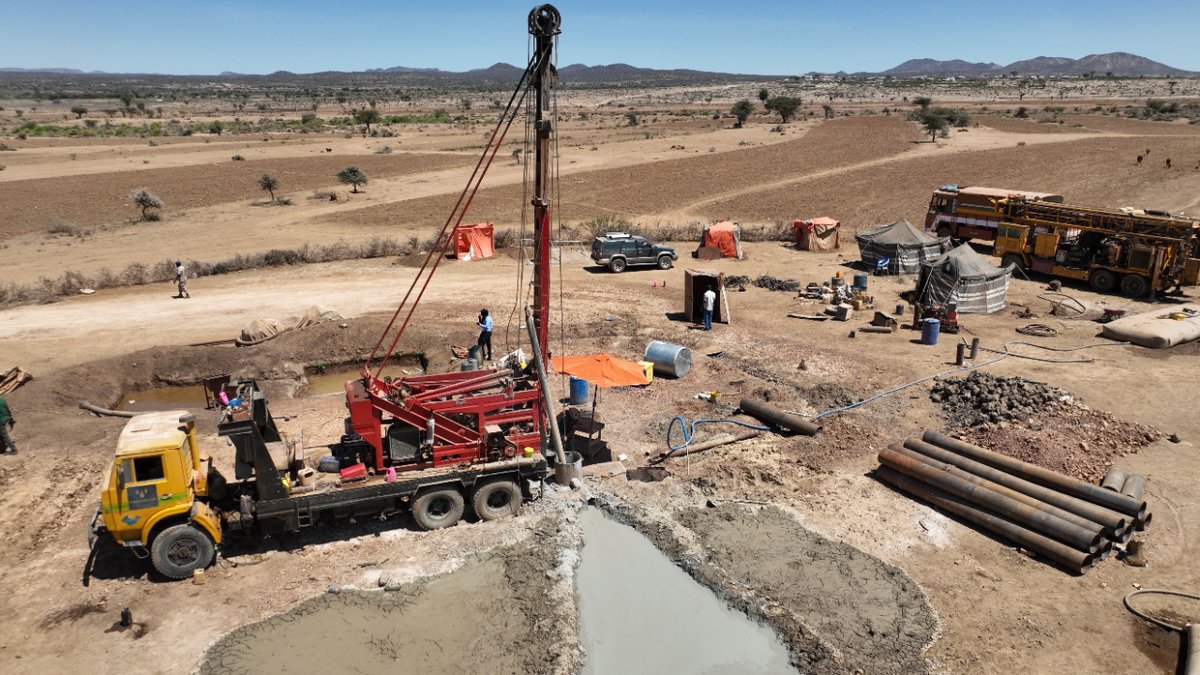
[198,522,580,675]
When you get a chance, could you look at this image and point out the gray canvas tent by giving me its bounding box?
[919,244,1013,314]
[856,218,948,274]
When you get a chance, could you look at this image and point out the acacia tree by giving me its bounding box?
[758,88,770,106]
[258,174,279,201]
[765,96,801,123]
[353,107,382,136]
[337,165,368,193]
[915,110,948,141]
[731,100,754,127]
[911,96,933,110]
[70,105,87,119]
[130,188,164,221]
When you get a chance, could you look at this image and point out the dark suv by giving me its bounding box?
[590,232,677,273]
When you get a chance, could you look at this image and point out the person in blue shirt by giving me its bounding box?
[477,309,494,361]
[0,395,16,455]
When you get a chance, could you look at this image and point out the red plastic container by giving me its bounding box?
[339,462,367,482]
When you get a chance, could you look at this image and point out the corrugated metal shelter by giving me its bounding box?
[919,244,1012,314]
[856,218,948,274]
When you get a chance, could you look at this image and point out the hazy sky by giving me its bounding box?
[4,0,1198,75]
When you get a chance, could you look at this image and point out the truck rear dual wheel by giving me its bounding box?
[472,480,522,521]
[150,523,215,579]
[1089,269,1117,293]
[1119,274,1149,298]
[411,488,465,530]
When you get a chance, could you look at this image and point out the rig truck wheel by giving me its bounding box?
[1119,274,1149,298]
[150,523,214,580]
[608,257,627,273]
[411,487,465,530]
[472,480,522,521]
[1089,268,1116,293]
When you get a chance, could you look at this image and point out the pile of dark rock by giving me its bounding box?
[930,371,1072,427]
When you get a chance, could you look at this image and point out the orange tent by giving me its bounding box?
[702,221,742,258]
[453,223,495,261]
[551,353,649,387]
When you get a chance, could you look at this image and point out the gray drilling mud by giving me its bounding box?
[676,504,938,674]
[577,507,797,674]
[198,530,573,675]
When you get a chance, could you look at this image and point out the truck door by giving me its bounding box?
[110,453,179,540]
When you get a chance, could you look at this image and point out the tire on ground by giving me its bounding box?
[411,487,465,530]
[1089,268,1116,293]
[1119,274,1148,298]
[150,523,215,579]
[472,480,522,521]
[657,255,673,270]
[609,257,627,273]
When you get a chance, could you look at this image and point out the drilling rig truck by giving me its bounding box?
[89,4,569,580]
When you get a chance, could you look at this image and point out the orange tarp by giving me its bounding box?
[454,223,495,261]
[702,221,740,258]
[551,353,650,387]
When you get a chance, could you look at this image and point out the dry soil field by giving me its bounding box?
[1,87,1199,675]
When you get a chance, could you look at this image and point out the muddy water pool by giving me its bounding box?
[576,507,796,674]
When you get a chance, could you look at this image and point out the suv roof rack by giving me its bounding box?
[601,231,633,239]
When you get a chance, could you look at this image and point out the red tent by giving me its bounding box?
[793,217,841,251]
[453,223,495,261]
[702,221,742,258]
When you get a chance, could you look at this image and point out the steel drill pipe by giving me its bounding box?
[738,398,821,436]
[1101,465,1129,492]
[922,430,1147,520]
[902,438,1128,537]
[879,447,1103,553]
[875,466,1093,574]
[888,445,1107,541]
[1121,474,1148,501]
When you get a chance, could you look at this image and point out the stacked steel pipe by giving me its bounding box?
[1101,465,1152,531]
[875,430,1153,574]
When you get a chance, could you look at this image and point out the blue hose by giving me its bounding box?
[665,416,772,454]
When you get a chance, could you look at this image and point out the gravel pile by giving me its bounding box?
[930,371,1071,427]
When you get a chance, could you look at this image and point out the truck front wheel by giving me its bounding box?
[412,488,465,530]
[473,480,522,521]
[150,523,214,579]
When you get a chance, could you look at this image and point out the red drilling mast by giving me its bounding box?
[341,5,563,475]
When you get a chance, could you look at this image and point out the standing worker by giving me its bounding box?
[702,287,717,331]
[174,260,190,299]
[0,395,16,455]
[477,309,494,361]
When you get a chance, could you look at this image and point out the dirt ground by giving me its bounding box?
[1,95,1199,674]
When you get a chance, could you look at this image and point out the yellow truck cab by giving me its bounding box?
[90,410,222,579]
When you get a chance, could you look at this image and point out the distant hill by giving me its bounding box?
[883,59,1003,77]
[879,52,1196,77]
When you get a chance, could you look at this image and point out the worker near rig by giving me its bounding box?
[477,309,494,361]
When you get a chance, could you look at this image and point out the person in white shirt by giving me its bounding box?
[702,288,716,331]
[174,260,190,299]
[477,309,494,360]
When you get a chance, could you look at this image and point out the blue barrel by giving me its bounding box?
[852,273,869,291]
[569,376,589,405]
[921,318,941,346]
